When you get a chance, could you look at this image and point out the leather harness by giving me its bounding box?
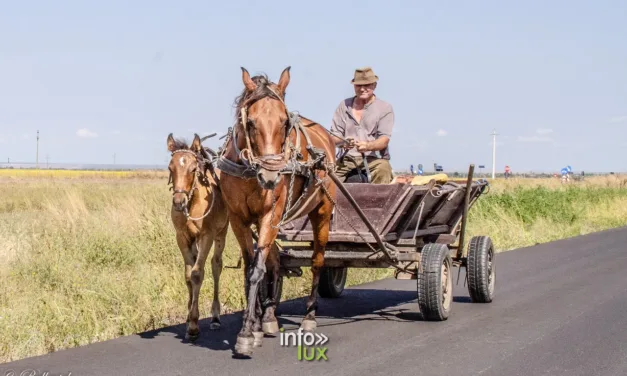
[211,86,331,226]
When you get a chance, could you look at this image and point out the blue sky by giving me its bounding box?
[1,0,626,173]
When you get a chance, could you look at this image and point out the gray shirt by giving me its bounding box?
[329,96,394,160]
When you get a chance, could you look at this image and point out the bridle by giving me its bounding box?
[231,86,301,182]
[168,148,216,221]
[214,82,329,228]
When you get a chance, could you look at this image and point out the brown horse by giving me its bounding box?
[167,133,230,341]
[215,67,337,357]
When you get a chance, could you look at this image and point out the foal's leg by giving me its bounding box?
[187,231,215,340]
[209,224,228,330]
[301,195,333,331]
[175,232,194,326]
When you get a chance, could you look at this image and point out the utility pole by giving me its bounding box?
[36,130,40,169]
[113,153,116,165]
[46,154,49,169]
[491,129,498,179]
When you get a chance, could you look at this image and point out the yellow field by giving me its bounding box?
[0,171,626,363]
[0,168,167,179]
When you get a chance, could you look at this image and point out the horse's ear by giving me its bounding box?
[241,67,257,92]
[191,133,202,153]
[167,133,176,152]
[277,66,291,94]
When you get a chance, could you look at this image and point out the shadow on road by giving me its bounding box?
[137,279,473,354]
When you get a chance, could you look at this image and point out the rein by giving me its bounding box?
[214,84,329,228]
[233,86,297,175]
[169,149,217,221]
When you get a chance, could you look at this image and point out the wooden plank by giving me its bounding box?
[377,184,414,235]
[381,188,423,236]
[389,185,434,239]
[332,183,410,234]
[280,250,421,261]
[280,258,393,268]
[396,225,450,240]
[427,188,467,226]
[279,231,398,243]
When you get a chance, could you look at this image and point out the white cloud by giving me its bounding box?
[436,129,448,136]
[609,116,627,123]
[76,128,98,138]
[517,135,553,143]
[517,127,555,143]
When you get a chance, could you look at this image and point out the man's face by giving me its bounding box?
[354,83,376,100]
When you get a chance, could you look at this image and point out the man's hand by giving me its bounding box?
[342,137,356,151]
[355,140,370,153]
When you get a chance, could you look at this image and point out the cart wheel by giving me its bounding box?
[417,243,453,321]
[317,267,347,298]
[466,236,495,303]
[263,273,283,306]
[277,276,284,303]
[274,276,284,313]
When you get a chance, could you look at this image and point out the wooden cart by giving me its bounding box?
[273,164,495,321]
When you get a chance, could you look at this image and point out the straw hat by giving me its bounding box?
[351,66,379,85]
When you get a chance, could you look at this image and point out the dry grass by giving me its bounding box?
[0,169,167,180]
[0,173,626,363]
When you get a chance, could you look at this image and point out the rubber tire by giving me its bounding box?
[417,243,453,321]
[467,236,495,303]
[275,276,283,306]
[317,267,347,298]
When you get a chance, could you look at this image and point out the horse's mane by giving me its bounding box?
[170,138,192,151]
[232,74,286,122]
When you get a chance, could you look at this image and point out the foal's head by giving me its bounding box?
[234,67,291,190]
[166,133,206,211]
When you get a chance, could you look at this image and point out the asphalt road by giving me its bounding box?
[3,227,627,376]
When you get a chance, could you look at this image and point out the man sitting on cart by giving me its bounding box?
[329,66,395,184]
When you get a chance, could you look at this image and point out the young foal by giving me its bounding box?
[215,67,337,357]
[167,133,230,341]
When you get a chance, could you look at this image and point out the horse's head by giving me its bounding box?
[167,133,205,212]
[235,66,292,190]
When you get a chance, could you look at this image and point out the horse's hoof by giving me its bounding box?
[209,318,221,330]
[262,320,280,335]
[253,331,264,348]
[300,319,317,332]
[234,335,255,358]
[185,331,200,342]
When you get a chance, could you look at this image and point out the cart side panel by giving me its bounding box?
[398,190,446,231]
[444,184,486,233]
[277,182,411,240]
[425,182,486,228]
[381,186,429,235]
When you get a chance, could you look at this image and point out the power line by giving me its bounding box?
[36,130,40,169]
[491,129,498,179]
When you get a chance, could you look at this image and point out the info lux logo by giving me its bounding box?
[279,327,329,361]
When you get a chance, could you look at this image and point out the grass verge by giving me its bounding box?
[0,175,626,362]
